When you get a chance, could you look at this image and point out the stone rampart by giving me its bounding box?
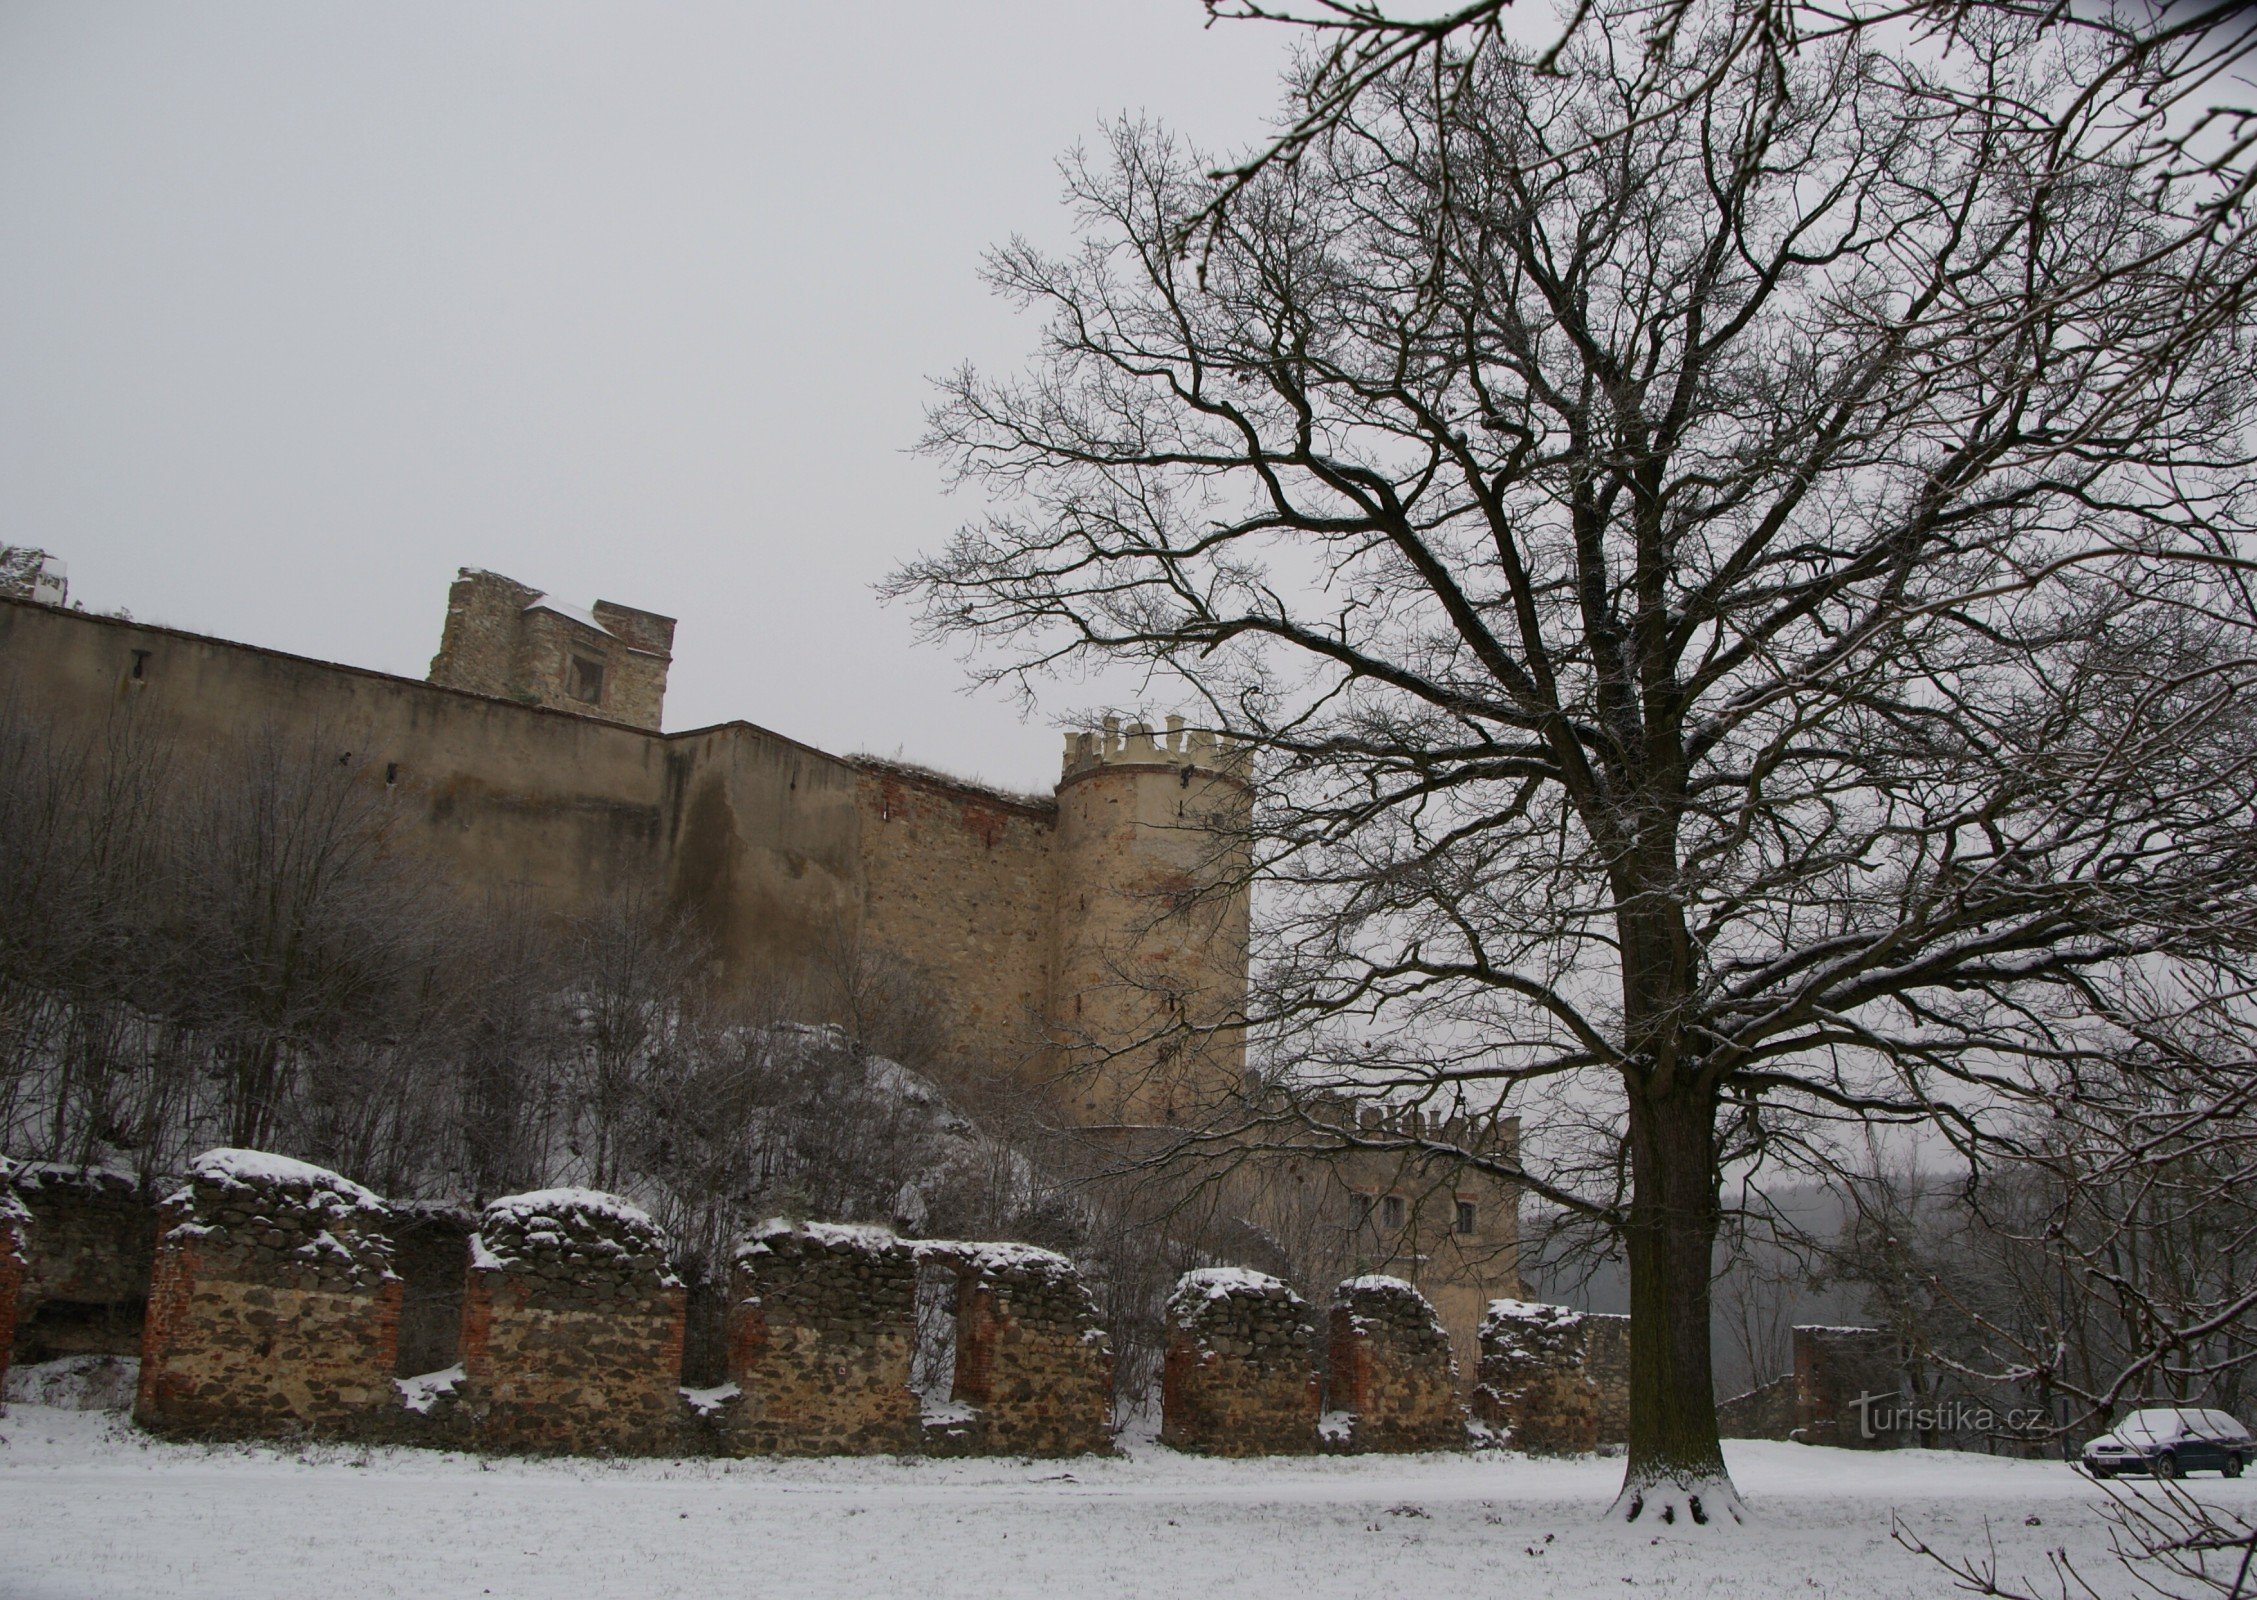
[724,1219,921,1457]
[134,1149,400,1440]
[1471,1298,1600,1453]
[1160,1268,1318,1456]
[942,1242,1113,1457]
[1324,1276,1465,1452]
[457,1189,686,1455]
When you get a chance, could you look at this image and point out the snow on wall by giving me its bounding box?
[1161,1267,1318,1456]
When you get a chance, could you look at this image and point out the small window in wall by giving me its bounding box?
[1455,1200,1478,1236]
[1380,1194,1406,1230]
[1351,1192,1375,1228]
[567,655,606,704]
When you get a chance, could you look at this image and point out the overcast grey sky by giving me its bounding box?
[0,3,1295,791]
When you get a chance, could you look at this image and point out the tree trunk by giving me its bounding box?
[1619,1075,1738,1523]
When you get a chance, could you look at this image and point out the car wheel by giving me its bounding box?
[2228,1456,2246,1479]
[2089,1464,2114,1479]
[2156,1451,2181,1479]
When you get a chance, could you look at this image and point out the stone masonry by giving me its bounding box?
[1160,1268,1319,1456]
[458,1189,687,1455]
[944,1243,1114,1457]
[0,1161,30,1403]
[134,1149,400,1440]
[724,1220,921,1457]
[1471,1299,1601,1453]
[6,1163,157,1363]
[1324,1276,1466,1453]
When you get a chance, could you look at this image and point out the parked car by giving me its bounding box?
[2083,1408,2252,1479]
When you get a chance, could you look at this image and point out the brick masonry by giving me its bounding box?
[133,1149,401,1441]
[457,1189,687,1456]
[1160,1268,1319,1456]
[1471,1299,1601,1453]
[1324,1276,1467,1452]
[723,1220,922,1457]
[942,1242,1114,1457]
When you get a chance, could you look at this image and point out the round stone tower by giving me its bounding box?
[1049,715,1252,1132]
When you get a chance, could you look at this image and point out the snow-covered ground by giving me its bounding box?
[2,1379,2243,1599]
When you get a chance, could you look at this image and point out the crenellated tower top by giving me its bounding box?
[1060,714,1249,783]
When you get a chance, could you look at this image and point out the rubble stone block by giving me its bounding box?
[1324,1275,1466,1453]
[458,1189,686,1455]
[723,1220,921,1457]
[943,1243,1113,1457]
[1472,1298,1600,1453]
[133,1149,400,1440]
[1160,1267,1318,1456]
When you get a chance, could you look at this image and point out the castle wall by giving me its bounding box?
[1471,1299,1601,1452]
[854,765,1055,1067]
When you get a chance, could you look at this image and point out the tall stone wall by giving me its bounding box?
[946,1243,1113,1457]
[6,1164,156,1363]
[1716,1374,1799,1440]
[1471,1299,1599,1453]
[1160,1268,1318,1455]
[458,1189,686,1455]
[853,763,1055,1075]
[134,1150,400,1440]
[724,1220,921,1457]
[1324,1276,1466,1452]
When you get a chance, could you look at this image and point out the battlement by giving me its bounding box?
[1060,715,1247,780]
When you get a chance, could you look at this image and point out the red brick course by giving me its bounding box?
[1325,1276,1467,1453]
[1160,1269,1319,1456]
[132,1150,401,1441]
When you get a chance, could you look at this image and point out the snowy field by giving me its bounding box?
[4,1384,2243,1599]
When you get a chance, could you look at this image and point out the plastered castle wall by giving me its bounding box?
[0,593,1248,1115]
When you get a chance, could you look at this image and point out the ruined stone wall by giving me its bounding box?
[0,1166,29,1400]
[947,1243,1113,1456]
[5,1164,155,1362]
[457,1189,686,1455]
[1583,1312,1631,1444]
[1471,1299,1600,1453]
[852,763,1056,1075]
[723,1220,921,1457]
[134,1150,400,1440]
[1717,1374,1799,1440]
[1794,1324,1905,1448]
[1324,1276,1466,1452]
[1160,1268,1318,1456]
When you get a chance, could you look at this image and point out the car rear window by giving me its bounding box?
[2201,1410,2249,1439]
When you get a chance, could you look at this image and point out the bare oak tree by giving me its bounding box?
[894,1,2257,1516]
